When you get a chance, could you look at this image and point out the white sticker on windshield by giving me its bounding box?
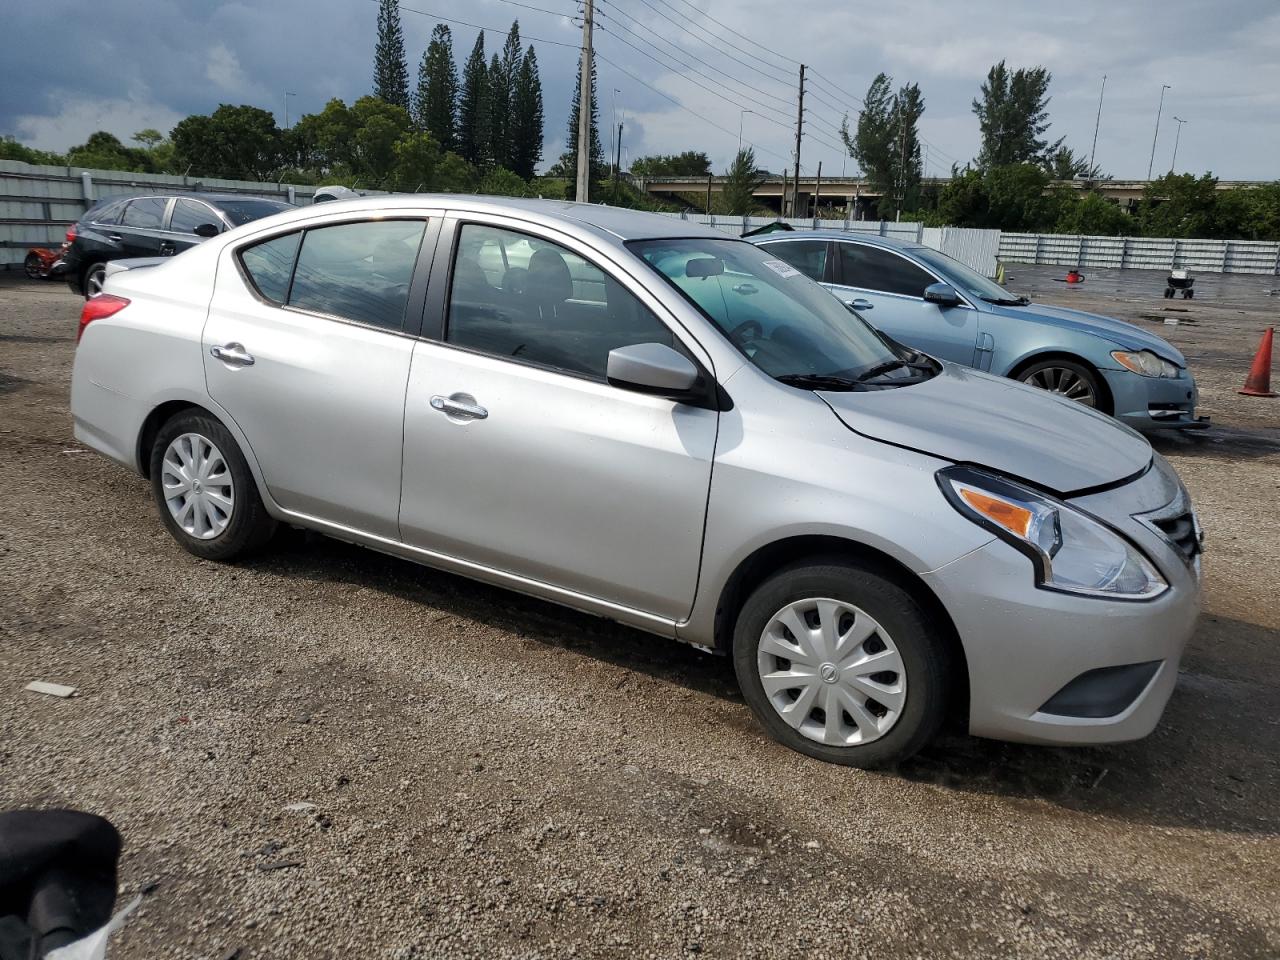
[760,259,800,279]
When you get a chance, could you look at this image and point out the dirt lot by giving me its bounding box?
[1,266,1277,959]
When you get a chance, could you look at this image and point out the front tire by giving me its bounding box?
[1017,357,1103,410]
[149,411,276,561]
[732,561,951,768]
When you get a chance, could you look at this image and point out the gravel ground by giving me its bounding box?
[1,268,1277,959]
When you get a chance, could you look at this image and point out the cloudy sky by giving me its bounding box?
[4,0,1278,181]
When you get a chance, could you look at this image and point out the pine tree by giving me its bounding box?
[414,24,458,151]
[373,0,410,111]
[973,61,1061,169]
[509,45,544,181]
[561,48,603,195]
[490,22,522,170]
[458,33,490,166]
[487,52,503,167]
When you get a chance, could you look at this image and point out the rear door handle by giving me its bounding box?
[106,233,123,243]
[845,298,874,311]
[430,393,488,421]
[210,343,255,367]
[159,240,176,256]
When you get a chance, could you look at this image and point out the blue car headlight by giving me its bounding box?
[1111,349,1180,378]
[938,466,1168,600]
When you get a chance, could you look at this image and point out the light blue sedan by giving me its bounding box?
[751,232,1207,432]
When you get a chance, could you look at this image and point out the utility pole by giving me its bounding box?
[896,113,907,222]
[790,64,805,218]
[706,174,713,216]
[812,161,822,220]
[1088,74,1106,177]
[575,0,595,203]
[613,122,623,204]
[1170,116,1187,172]
[284,91,296,129]
[1146,83,1170,181]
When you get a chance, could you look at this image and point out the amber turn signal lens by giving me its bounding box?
[958,487,1034,538]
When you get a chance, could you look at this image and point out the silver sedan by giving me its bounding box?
[70,196,1202,767]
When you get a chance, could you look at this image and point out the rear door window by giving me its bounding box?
[240,232,302,304]
[89,200,127,225]
[170,198,221,235]
[838,243,934,298]
[287,220,427,331]
[120,197,168,229]
[761,239,829,282]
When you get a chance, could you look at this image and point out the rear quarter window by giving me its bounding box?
[239,232,302,303]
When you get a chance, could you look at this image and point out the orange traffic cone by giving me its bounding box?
[1239,326,1277,398]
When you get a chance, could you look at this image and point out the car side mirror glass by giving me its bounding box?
[606,342,699,398]
[193,223,220,238]
[923,282,961,307]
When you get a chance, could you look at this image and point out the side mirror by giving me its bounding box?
[606,342,700,398]
[923,282,962,307]
[193,223,220,238]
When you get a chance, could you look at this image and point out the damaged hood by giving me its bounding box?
[820,362,1152,495]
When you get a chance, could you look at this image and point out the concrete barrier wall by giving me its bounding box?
[998,232,1280,275]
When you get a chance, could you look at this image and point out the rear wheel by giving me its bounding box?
[24,253,43,280]
[1017,357,1103,409]
[84,262,108,298]
[149,411,276,561]
[733,561,951,767]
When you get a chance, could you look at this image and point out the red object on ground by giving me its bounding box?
[1066,269,1083,284]
[1239,326,1277,398]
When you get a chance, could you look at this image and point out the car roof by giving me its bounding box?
[751,230,923,253]
[90,191,292,208]
[291,194,729,244]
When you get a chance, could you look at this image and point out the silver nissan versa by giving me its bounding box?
[69,197,1203,767]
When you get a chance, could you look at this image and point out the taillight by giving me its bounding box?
[77,294,130,344]
[65,225,77,243]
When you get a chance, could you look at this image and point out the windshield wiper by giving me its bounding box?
[980,295,1030,306]
[775,373,862,391]
[854,359,912,382]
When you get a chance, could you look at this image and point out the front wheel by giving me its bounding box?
[1017,358,1103,409]
[149,411,276,561]
[733,561,951,767]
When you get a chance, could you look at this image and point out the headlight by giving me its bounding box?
[938,466,1168,600]
[1111,349,1179,378]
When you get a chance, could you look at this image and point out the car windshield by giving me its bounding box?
[217,198,293,226]
[908,245,1021,302]
[631,237,902,383]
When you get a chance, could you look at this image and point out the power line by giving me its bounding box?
[602,0,797,89]
[392,1,580,48]
[642,0,802,70]
[593,12,795,116]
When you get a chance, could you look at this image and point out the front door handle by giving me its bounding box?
[846,298,874,311]
[210,343,255,367]
[430,393,488,421]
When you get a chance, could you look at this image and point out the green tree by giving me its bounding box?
[1055,192,1134,235]
[434,151,476,192]
[170,104,283,180]
[973,61,1061,168]
[458,33,490,166]
[722,147,764,215]
[1042,145,1100,180]
[414,24,458,151]
[132,128,164,149]
[487,21,522,169]
[840,73,924,217]
[629,151,712,177]
[0,136,64,165]
[560,47,604,196]
[351,95,412,183]
[1138,172,1219,238]
[509,45,544,180]
[290,98,358,175]
[1213,183,1280,241]
[934,163,1055,231]
[66,131,154,172]
[391,130,442,190]
[374,0,410,110]
[478,165,530,197]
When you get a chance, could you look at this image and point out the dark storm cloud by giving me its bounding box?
[2,0,1276,179]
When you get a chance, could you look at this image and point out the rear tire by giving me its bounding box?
[84,262,108,298]
[149,411,276,562]
[24,253,43,280]
[732,561,951,768]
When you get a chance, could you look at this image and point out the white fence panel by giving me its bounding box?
[998,231,1280,275]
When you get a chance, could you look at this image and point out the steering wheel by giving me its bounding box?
[727,319,763,347]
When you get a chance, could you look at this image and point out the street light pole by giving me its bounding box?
[1088,74,1106,176]
[738,109,754,153]
[1170,116,1187,172]
[284,91,297,129]
[1146,83,1170,180]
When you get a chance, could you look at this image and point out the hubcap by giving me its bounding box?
[1022,366,1096,406]
[756,598,906,747]
[161,433,234,540]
